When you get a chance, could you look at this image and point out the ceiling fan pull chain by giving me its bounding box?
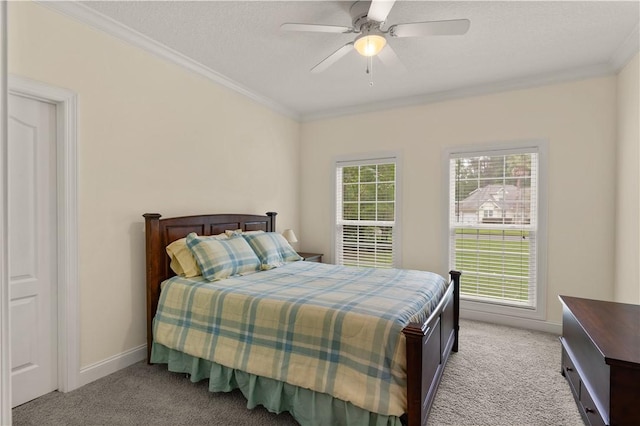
[368,55,374,87]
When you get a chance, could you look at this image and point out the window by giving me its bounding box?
[447,143,546,317]
[335,154,399,268]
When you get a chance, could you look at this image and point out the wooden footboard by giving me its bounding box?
[403,270,460,426]
[143,212,459,425]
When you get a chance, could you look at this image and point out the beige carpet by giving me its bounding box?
[13,320,584,425]
[428,320,583,425]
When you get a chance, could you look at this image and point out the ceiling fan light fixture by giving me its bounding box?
[354,34,386,57]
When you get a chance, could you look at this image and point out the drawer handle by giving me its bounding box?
[585,407,595,414]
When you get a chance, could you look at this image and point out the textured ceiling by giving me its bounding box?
[74,1,639,120]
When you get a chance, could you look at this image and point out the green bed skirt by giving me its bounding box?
[151,342,402,426]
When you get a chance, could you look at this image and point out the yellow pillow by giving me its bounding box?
[166,233,227,277]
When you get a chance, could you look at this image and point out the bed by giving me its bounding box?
[143,212,460,425]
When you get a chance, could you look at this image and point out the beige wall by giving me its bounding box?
[9,2,300,367]
[614,53,640,304]
[7,0,635,370]
[300,76,618,325]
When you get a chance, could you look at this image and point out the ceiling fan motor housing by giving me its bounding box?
[351,1,383,31]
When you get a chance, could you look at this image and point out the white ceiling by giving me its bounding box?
[59,1,640,120]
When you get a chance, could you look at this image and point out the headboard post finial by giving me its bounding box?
[266,211,277,232]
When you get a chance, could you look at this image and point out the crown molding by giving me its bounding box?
[34,1,637,124]
[303,22,638,122]
[36,1,300,121]
[302,62,616,122]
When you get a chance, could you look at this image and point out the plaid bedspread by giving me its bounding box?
[153,261,448,417]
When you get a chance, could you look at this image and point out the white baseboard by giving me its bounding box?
[78,344,146,388]
[461,309,562,335]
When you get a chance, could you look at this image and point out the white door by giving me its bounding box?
[8,93,58,407]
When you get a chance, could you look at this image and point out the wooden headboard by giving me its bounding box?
[142,212,277,362]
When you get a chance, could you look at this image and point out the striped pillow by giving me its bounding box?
[243,232,302,270]
[186,232,261,281]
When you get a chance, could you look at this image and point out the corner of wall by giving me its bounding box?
[613,52,640,304]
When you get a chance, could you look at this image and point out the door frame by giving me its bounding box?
[6,75,79,401]
[1,3,9,423]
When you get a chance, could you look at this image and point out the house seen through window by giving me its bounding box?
[448,146,543,312]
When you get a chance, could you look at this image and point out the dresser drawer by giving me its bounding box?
[580,382,606,426]
[561,346,581,397]
[562,343,607,426]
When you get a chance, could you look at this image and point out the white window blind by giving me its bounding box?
[449,149,539,308]
[335,157,397,268]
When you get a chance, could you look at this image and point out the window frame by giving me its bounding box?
[332,152,402,267]
[443,140,548,320]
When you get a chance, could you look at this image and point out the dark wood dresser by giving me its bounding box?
[559,295,640,426]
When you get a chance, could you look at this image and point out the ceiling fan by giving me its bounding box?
[281,0,470,73]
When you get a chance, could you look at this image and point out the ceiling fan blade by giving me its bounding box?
[377,44,406,72]
[389,19,471,38]
[281,23,354,34]
[367,0,397,23]
[311,43,354,73]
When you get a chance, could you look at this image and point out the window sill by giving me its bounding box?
[461,298,546,321]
